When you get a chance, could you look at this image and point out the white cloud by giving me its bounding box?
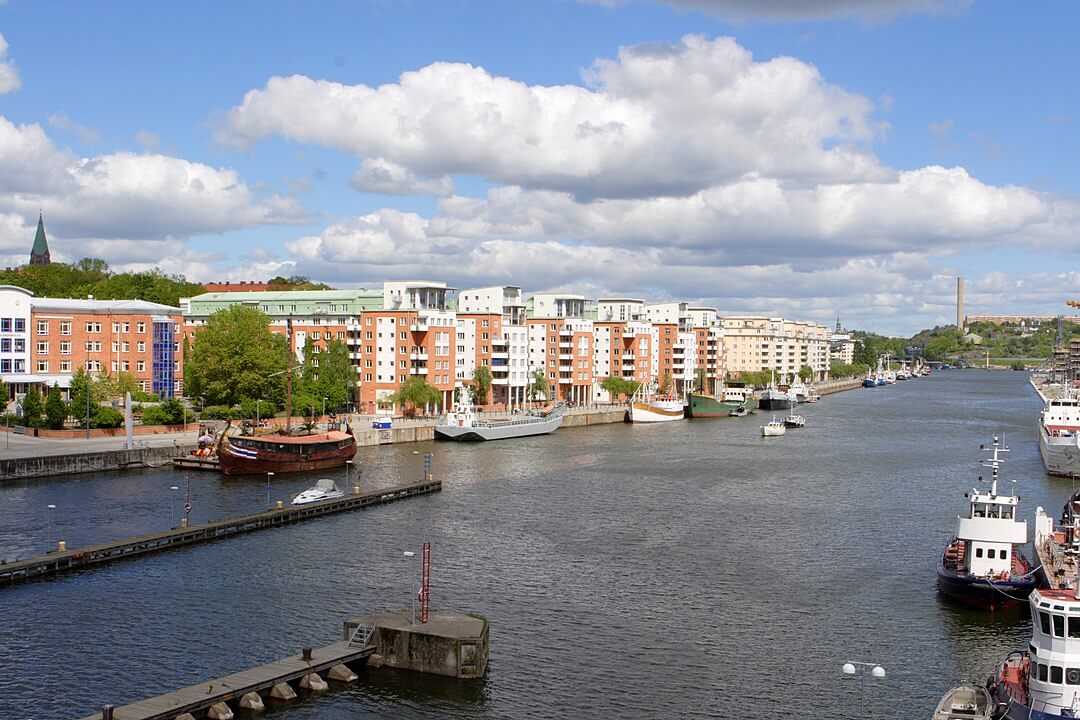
[349,158,455,196]
[0,34,20,95]
[218,35,887,199]
[0,115,308,268]
[47,112,101,144]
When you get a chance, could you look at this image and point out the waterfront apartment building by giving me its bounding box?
[1,285,183,401]
[456,286,530,408]
[721,315,831,383]
[527,293,594,404]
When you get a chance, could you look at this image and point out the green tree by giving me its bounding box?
[853,336,878,367]
[659,371,673,394]
[829,361,870,378]
[600,375,640,401]
[529,369,549,401]
[798,365,814,382]
[44,384,67,430]
[20,385,43,428]
[93,406,124,428]
[69,368,102,428]
[471,366,493,405]
[140,397,187,426]
[694,367,708,393]
[184,305,288,407]
[389,377,441,416]
[297,339,354,411]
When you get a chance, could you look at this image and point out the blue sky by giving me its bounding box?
[0,0,1076,334]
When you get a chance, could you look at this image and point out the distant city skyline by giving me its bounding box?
[0,0,1076,335]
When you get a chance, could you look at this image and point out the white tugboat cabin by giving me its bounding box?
[958,441,1026,579]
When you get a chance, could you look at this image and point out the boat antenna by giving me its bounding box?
[979,435,1009,498]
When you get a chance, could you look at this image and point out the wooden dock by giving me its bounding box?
[78,639,376,720]
[0,479,441,588]
[171,455,220,470]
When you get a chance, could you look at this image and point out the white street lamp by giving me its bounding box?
[46,504,56,549]
[402,550,417,624]
[169,485,179,522]
[842,661,885,678]
[266,472,274,510]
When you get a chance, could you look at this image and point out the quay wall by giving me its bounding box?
[814,377,865,396]
[0,443,197,481]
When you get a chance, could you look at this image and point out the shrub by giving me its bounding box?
[44,385,67,430]
[200,405,236,420]
[93,406,124,428]
[20,386,43,428]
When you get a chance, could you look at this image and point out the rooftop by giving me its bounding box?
[31,297,181,314]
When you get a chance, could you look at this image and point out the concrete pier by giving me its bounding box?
[344,610,490,679]
[0,479,441,588]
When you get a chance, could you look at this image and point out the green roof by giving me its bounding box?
[184,288,383,317]
[30,213,49,259]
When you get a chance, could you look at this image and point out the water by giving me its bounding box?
[0,371,1065,719]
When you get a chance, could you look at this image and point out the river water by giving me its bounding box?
[0,371,1064,719]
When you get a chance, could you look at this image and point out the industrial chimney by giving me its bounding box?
[956,277,965,333]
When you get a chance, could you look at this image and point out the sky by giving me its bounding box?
[0,0,1077,335]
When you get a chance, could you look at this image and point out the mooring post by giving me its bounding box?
[101,704,114,720]
[423,451,433,482]
[302,647,313,662]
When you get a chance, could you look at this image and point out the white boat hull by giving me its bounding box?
[629,401,685,423]
[1039,424,1080,477]
[435,409,565,441]
[761,423,786,437]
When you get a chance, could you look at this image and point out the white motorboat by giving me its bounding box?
[783,414,806,428]
[933,685,992,720]
[761,418,786,437]
[292,478,346,505]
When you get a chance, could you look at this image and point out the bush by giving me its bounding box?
[20,386,43,428]
[238,397,275,421]
[44,385,67,430]
[93,406,124,428]
[200,405,236,420]
[140,401,187,426]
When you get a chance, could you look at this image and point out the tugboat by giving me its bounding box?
[936,437,1035,609]
[761,418,786,437]
[988,586,1080,718]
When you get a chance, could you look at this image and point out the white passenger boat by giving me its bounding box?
[788,382,810,403]
[435,400,566,441]
[628,382,685,424]
[1038,391,1080,477]
[761,418,786,437]
[292,478,346,505]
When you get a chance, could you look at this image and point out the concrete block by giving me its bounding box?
[269,682,297,700]
[367,653,384,668]
[299,672,329,692]
[328,663,358,683]
[207,702,234,720]
[238,692,265,711]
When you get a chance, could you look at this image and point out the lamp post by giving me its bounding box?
[256,398,261,426]
[346,459,354,489]
[46,504,56,549]
[266,471,274,510]
[402,550,417,623]
[322,397,329,428]
[842,661,886,678]
[169,485,179,524]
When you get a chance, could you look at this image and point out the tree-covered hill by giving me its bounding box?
[0,258,210,307]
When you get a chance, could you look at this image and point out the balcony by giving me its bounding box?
[559,364,573,372]
[411,351,429,360]
[559,353,573,361]
[559,328,574,337]
[491,351,509,360]
[410,367,429,375]
[491,335,508,346]
[409,320,430,332]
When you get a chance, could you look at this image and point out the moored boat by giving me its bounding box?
[292,478,346,505]
[628,383,685,424]
[783,413,805,428]
[758,385,793,411]
[933,685,993,720]
[687,383,757,418]
[788,382,809,403]
[936,437,1035,610]
[1037,392,1080,478]
[218,420,358,476]
[435,400,566,441]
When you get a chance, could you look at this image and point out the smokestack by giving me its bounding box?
[956,277,965,332]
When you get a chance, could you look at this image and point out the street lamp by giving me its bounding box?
[169,485,179,523]
[322,397,329,427]
[346,459,355,489]
[46,504,56,550]
[402,550,417,623]
[842,662,886,678]
[256,398,261,426]
[266,472,274,510]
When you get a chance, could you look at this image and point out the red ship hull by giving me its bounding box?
[218,429,358,476]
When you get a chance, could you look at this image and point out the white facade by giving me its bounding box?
[829,332,856,365]
[383,281,452,311]
[643,301,690,328]
[722,315,831,383]
[531,293,586,319]
[597,298,644,322]
[0,286,33,396]
[458,285,526,325]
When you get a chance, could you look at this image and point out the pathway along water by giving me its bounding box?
[0,371,1064,719]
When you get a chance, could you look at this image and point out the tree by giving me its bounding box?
[297,338,354,411]
[184,305,288,407]
[659,371,673,394]
[829,361,870,378]
[389,377,441,416]
[44,384,67,429]
[20,385,43,428]
[798,365,814,382]
[600,375,640,401]
[853,337,878,367]
[69,368,102,428]
[93,406,124,428]
[471,366,493,405]
[694,367,708,393]
[529,369,549,401]
[140,397,187,426]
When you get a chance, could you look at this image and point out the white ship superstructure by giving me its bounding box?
[1039,392,1080,478]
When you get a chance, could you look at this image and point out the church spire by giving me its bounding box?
[29,211,50,266]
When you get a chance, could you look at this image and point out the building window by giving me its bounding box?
[36,360,48,372]
[60,360,71,372]
[37,320,49,335]
[112,322,120,333]
[60,321,71,335]
[137,341,146,352]
[137,322,146,333]
[36,341,48,354]
[137,360,146,372]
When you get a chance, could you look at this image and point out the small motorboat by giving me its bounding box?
[932,684,992,720]
[729,405,750,417]
[806,393,820,403]
[292,478,346,505]
[761,419,786,437]
[784,414,806,428]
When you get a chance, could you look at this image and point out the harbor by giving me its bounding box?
[0,370,1055,719]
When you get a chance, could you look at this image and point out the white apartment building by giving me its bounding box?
[721,315,831,383]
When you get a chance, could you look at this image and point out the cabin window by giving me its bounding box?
[1052,666,1064,684]
[1068,668,1080,685]
[975,548,983,558]
[1055,615,1066,638]
[1069,618,1080,639]
[1041,612,1052,635]
[1039,663,1049,682]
